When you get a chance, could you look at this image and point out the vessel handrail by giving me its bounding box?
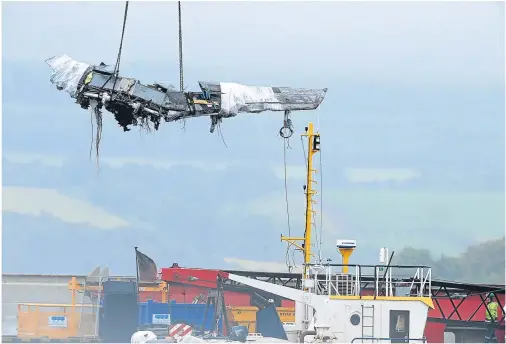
[307,264,432,298]
[351,336,427,343]
[306,263,432,269]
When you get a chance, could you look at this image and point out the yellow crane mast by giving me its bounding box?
[281,122,320,279]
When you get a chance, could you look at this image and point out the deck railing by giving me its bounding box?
[306,264,432,298]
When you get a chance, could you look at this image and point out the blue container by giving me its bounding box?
[138,300,222,332]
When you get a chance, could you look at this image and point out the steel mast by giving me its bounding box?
[281,122,320,279]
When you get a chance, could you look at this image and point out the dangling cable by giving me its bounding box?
[178,1,184,92]
[217,121,228,148]
[112,1,129,92]
[296,134,311,270]
[312,210,320,264]
[89,109,95,161]
[283,137,293,272]
[318,143,324,263]
[98,1,129,92]
[93,1,129,167]
[316,115,323,263]
[300,135,308,167]
[178,1,187,130]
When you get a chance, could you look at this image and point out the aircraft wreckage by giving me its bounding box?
[46,54,328,134]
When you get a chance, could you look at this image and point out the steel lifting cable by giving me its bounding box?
[283,139,292,236]
[283,137,293,272]
[315,116,323,263]
[178,1,188,130]
[318,142,324,263]
[93,0,129,167]
[112,1,130,92]
[97,0,129,95]
[178,1,184,92]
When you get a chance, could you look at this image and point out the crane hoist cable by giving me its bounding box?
[112,1,130,92]
[99,1,129,92]
[283,136,294,272]
[281,110,296,271]
[177,1,190,130]
[92,0,129,166]
[178,1,184,92]
[177,1,188,130]
[316,117,323,262]
[318,142,324,262]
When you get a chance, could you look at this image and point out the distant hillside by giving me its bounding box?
[2,157,504,275]
[1,211,275,275]
[394,237,505,284]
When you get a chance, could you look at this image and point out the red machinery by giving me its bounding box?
[158,265,291,307]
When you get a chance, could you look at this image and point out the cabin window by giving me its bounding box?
[389,310,410,342]
[350,313,361,326]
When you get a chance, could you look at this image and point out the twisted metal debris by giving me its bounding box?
[45,54,327,156]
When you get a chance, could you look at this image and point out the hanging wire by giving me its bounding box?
[291,248,298,270]
[283,137,294,272]
[283,139,292,237]
[89,107,95,161]
[316,115,324,263]
[177,1,187,130]
[112,1,130,92]
[178,1,184,91]
[300,134,311,270]
[217,121,228,148]
[300,135,308,166]
[318,141,324,263]
[312,210,321,263]
[92,1,129,168]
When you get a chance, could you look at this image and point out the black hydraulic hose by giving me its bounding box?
[382,250,395,281]
[380,250,395,296]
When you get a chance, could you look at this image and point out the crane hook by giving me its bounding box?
[279,110,293,139]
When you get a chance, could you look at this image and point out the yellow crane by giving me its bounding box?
[281,122,321,279]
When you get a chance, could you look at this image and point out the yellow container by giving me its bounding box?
[227,306,295,333]
[17,303,97,339]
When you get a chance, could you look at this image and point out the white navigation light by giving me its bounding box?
[379,247,389,264]
[336,239,357,249]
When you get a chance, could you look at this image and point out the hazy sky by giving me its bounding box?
[3,1,503,84]
[3,1,504,161]
[3,1,503,163]
[2,1,504,272]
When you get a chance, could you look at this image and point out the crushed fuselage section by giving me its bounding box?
[46,54,328,132]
